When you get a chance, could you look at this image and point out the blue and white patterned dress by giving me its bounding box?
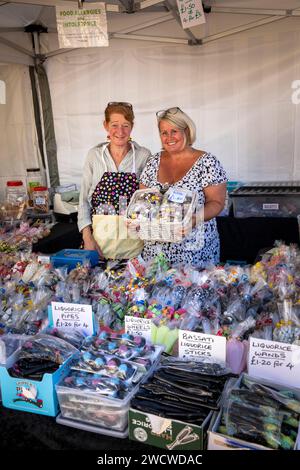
[140,152,227,268]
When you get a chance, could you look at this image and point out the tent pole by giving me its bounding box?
[31,30,59,188]
[33,61,51,188]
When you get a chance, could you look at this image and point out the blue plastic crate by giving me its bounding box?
[0,353,75,416]
[50,249,99,271]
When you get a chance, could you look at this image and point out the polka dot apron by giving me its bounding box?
[91,143,143,259]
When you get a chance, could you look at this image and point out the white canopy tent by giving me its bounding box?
[1,0,300,199]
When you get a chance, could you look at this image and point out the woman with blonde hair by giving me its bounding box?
[140,106,227,267]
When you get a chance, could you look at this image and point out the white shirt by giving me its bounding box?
[78,141,151,232]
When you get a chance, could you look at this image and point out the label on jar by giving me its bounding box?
[35,196,46,205]
[28,182,40,190]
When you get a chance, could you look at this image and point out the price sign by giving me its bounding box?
[178,330,226,364]
[248,337,300,388]
[50,302,94,335]
[168,190,186,204]
[125,316,152,342]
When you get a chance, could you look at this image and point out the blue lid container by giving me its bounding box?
[50,249,99,271]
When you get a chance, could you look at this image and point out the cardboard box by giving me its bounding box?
[129,408,212,450]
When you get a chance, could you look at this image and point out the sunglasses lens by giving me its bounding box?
[108,101,132,109]
[156,107,181,118]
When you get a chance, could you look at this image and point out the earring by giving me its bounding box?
[107,135,110,140]
[128,137,132,142]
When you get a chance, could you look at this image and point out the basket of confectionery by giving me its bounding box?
[125,187,198,243]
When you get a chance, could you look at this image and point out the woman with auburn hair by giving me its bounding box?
[78,102,151,258]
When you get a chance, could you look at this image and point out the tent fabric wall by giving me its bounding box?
[44,17,300,189]
[2,9,300,194]
[0,63,41,200]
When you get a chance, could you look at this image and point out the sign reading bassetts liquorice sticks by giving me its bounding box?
[178,330,226,365]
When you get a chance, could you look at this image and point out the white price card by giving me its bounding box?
[248,337,300,388]
[125,316,152,342]
[50,302,94,335]
[168,190,186,204]
[37,255,50,264]
[177,0,206,30]
[178,330,226,364]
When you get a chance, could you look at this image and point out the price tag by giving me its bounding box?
[178,330,226,364]
[168,190,186,204]
[125,316,152,342]
[37,255,50,264]
[50,302,94,335]
[248,337,300,388]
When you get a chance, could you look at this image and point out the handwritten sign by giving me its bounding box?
[125,316,152,342]
[178,330,226,364]
[50,302,94,335]
[248,337,300,388]
[56,2,108,48]
[177,0,206,30]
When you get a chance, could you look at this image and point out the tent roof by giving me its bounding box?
[1,0,300,64]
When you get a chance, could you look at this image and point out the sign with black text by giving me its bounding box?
[125,316,152,342]
[50,302,94,335]
[177,0,206,29]
[248,337,300,388]
[56,2,108,48]
[178,330,226,364]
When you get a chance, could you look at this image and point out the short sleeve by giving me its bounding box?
[199,154,228,188]
[139,153,160,188]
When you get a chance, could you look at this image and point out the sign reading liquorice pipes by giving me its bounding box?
[56,2,108,48]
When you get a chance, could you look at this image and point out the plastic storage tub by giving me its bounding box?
[56,380,137,433]
[231,182,300,218]
[50,249,100,270]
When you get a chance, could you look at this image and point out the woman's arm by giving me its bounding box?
[81,226,104,258]
[203,182,226,221]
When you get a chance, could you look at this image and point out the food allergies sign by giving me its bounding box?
[56,2,108,48]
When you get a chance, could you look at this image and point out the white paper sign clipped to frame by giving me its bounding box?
[176,0,206,29]
[56,2,108,48]
[248,337,300,388]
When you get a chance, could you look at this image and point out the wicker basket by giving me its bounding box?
[125,188,197,243]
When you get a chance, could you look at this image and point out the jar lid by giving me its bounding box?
[26,168,40,172]
[6,180,24,186]
[33,186,47,191]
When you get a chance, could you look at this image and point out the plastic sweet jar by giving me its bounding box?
[26,168,42,206]
[6,180,27,203]
[32,186,49,214]
[4,180,27,220]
